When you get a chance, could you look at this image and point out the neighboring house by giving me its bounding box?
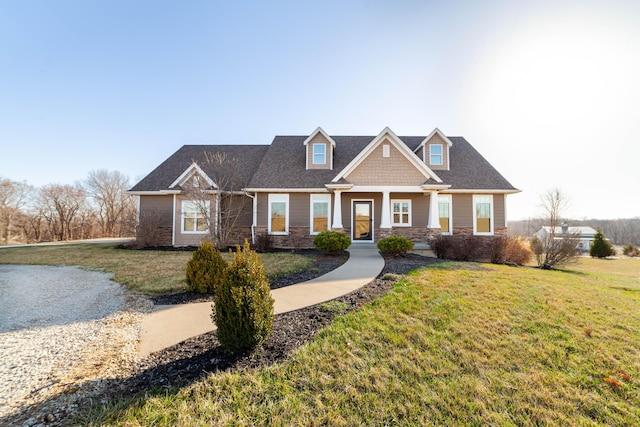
[129,127,519,248]
[534,224,599,253]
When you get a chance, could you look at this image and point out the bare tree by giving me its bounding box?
[0,178,32,245]
[39,183,86,241]
[85,169,136,237]
[182,152,252,248]
[531,188,580,268]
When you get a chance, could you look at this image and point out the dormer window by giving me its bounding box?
[313,143,326,165]
[429,144,443,165]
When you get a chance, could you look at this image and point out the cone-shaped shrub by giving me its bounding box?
[590,229,616,258]
[186,240,227,293]
[212,240,274,354]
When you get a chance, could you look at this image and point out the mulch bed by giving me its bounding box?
[112,253,442,396]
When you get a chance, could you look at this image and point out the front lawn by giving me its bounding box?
[0,243,314,294]
[84,257,640,426]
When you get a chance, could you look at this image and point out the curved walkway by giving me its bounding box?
[138,246,385,357]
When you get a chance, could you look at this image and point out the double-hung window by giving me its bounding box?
[429,144,443,165]
[473,195,493,235]
[438,195,451,234]
[268,194,289,234]
[391,200,411,226]
[312,143,326,165]
[182,200,209,233]
[310,194,330,234]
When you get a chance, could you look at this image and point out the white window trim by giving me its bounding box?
[438,195,452,235]
[391,199,412,227]
[312,143,326,165]
[268,194,289,235]
[429,144,443,166]
[473,194,494,235]
[310,194,331,235]
[181,200,210,234]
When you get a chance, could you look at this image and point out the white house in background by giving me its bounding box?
[534,223,598,254]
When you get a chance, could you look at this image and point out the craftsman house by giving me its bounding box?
[129,127,519,248]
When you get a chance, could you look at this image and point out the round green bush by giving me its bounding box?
[186,240,227,293]
[313,230,351,254]
[212,241,274,354]
[377,235,414,255]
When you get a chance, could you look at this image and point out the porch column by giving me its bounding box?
[332,190,343,229]
[380,190,391,228]
[427,190,441,229]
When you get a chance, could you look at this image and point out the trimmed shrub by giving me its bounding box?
[590,229,616,258]
[313,230,351,254]
[186,240,227,293]
[431,235,483,261]
[622,243,640,257]
[377,235,414,255]
[490,235,533,265]
[212,240,274,354]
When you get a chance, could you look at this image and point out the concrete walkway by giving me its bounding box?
[138,246,384,357]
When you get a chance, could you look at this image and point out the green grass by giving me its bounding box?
[0,243,314,294]
[83,257,640,426]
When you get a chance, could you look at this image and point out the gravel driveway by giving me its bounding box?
[0,265,143,421]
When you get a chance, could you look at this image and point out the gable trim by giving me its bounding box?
[302,127,337,147]
[169,162,217,190]
[332,127,443,183]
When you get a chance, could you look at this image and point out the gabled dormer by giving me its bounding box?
[332,127,443,186]
[415,128,453,170]
[303,127,336,170]
[169,162,217,191]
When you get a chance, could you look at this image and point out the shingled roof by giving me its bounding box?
[130,134,517,192]
[130,145,269,192]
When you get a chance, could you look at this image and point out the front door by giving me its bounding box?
[353,201,373,241]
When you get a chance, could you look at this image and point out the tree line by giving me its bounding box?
[508,217,640,246]
[0,170,137,245]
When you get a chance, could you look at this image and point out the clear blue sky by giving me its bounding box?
[1,0,639,220]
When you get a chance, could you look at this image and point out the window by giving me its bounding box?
[473,195,493,235]
[429,144,443,165]
[438,195,451,234]
[313,143,326,164]
[310,194,330,234]
[391,200,411,226]
[268,194,289,234]
[182,200,209,233]
[383,144,390,158]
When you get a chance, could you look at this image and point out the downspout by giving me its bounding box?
[246,192,257,244]
[172,194,176,246]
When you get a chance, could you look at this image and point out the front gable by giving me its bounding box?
[333,127,442,186]
[169,162,217,191]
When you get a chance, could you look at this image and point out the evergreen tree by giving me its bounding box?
[212,240,274,353]
[590,229,616,258]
